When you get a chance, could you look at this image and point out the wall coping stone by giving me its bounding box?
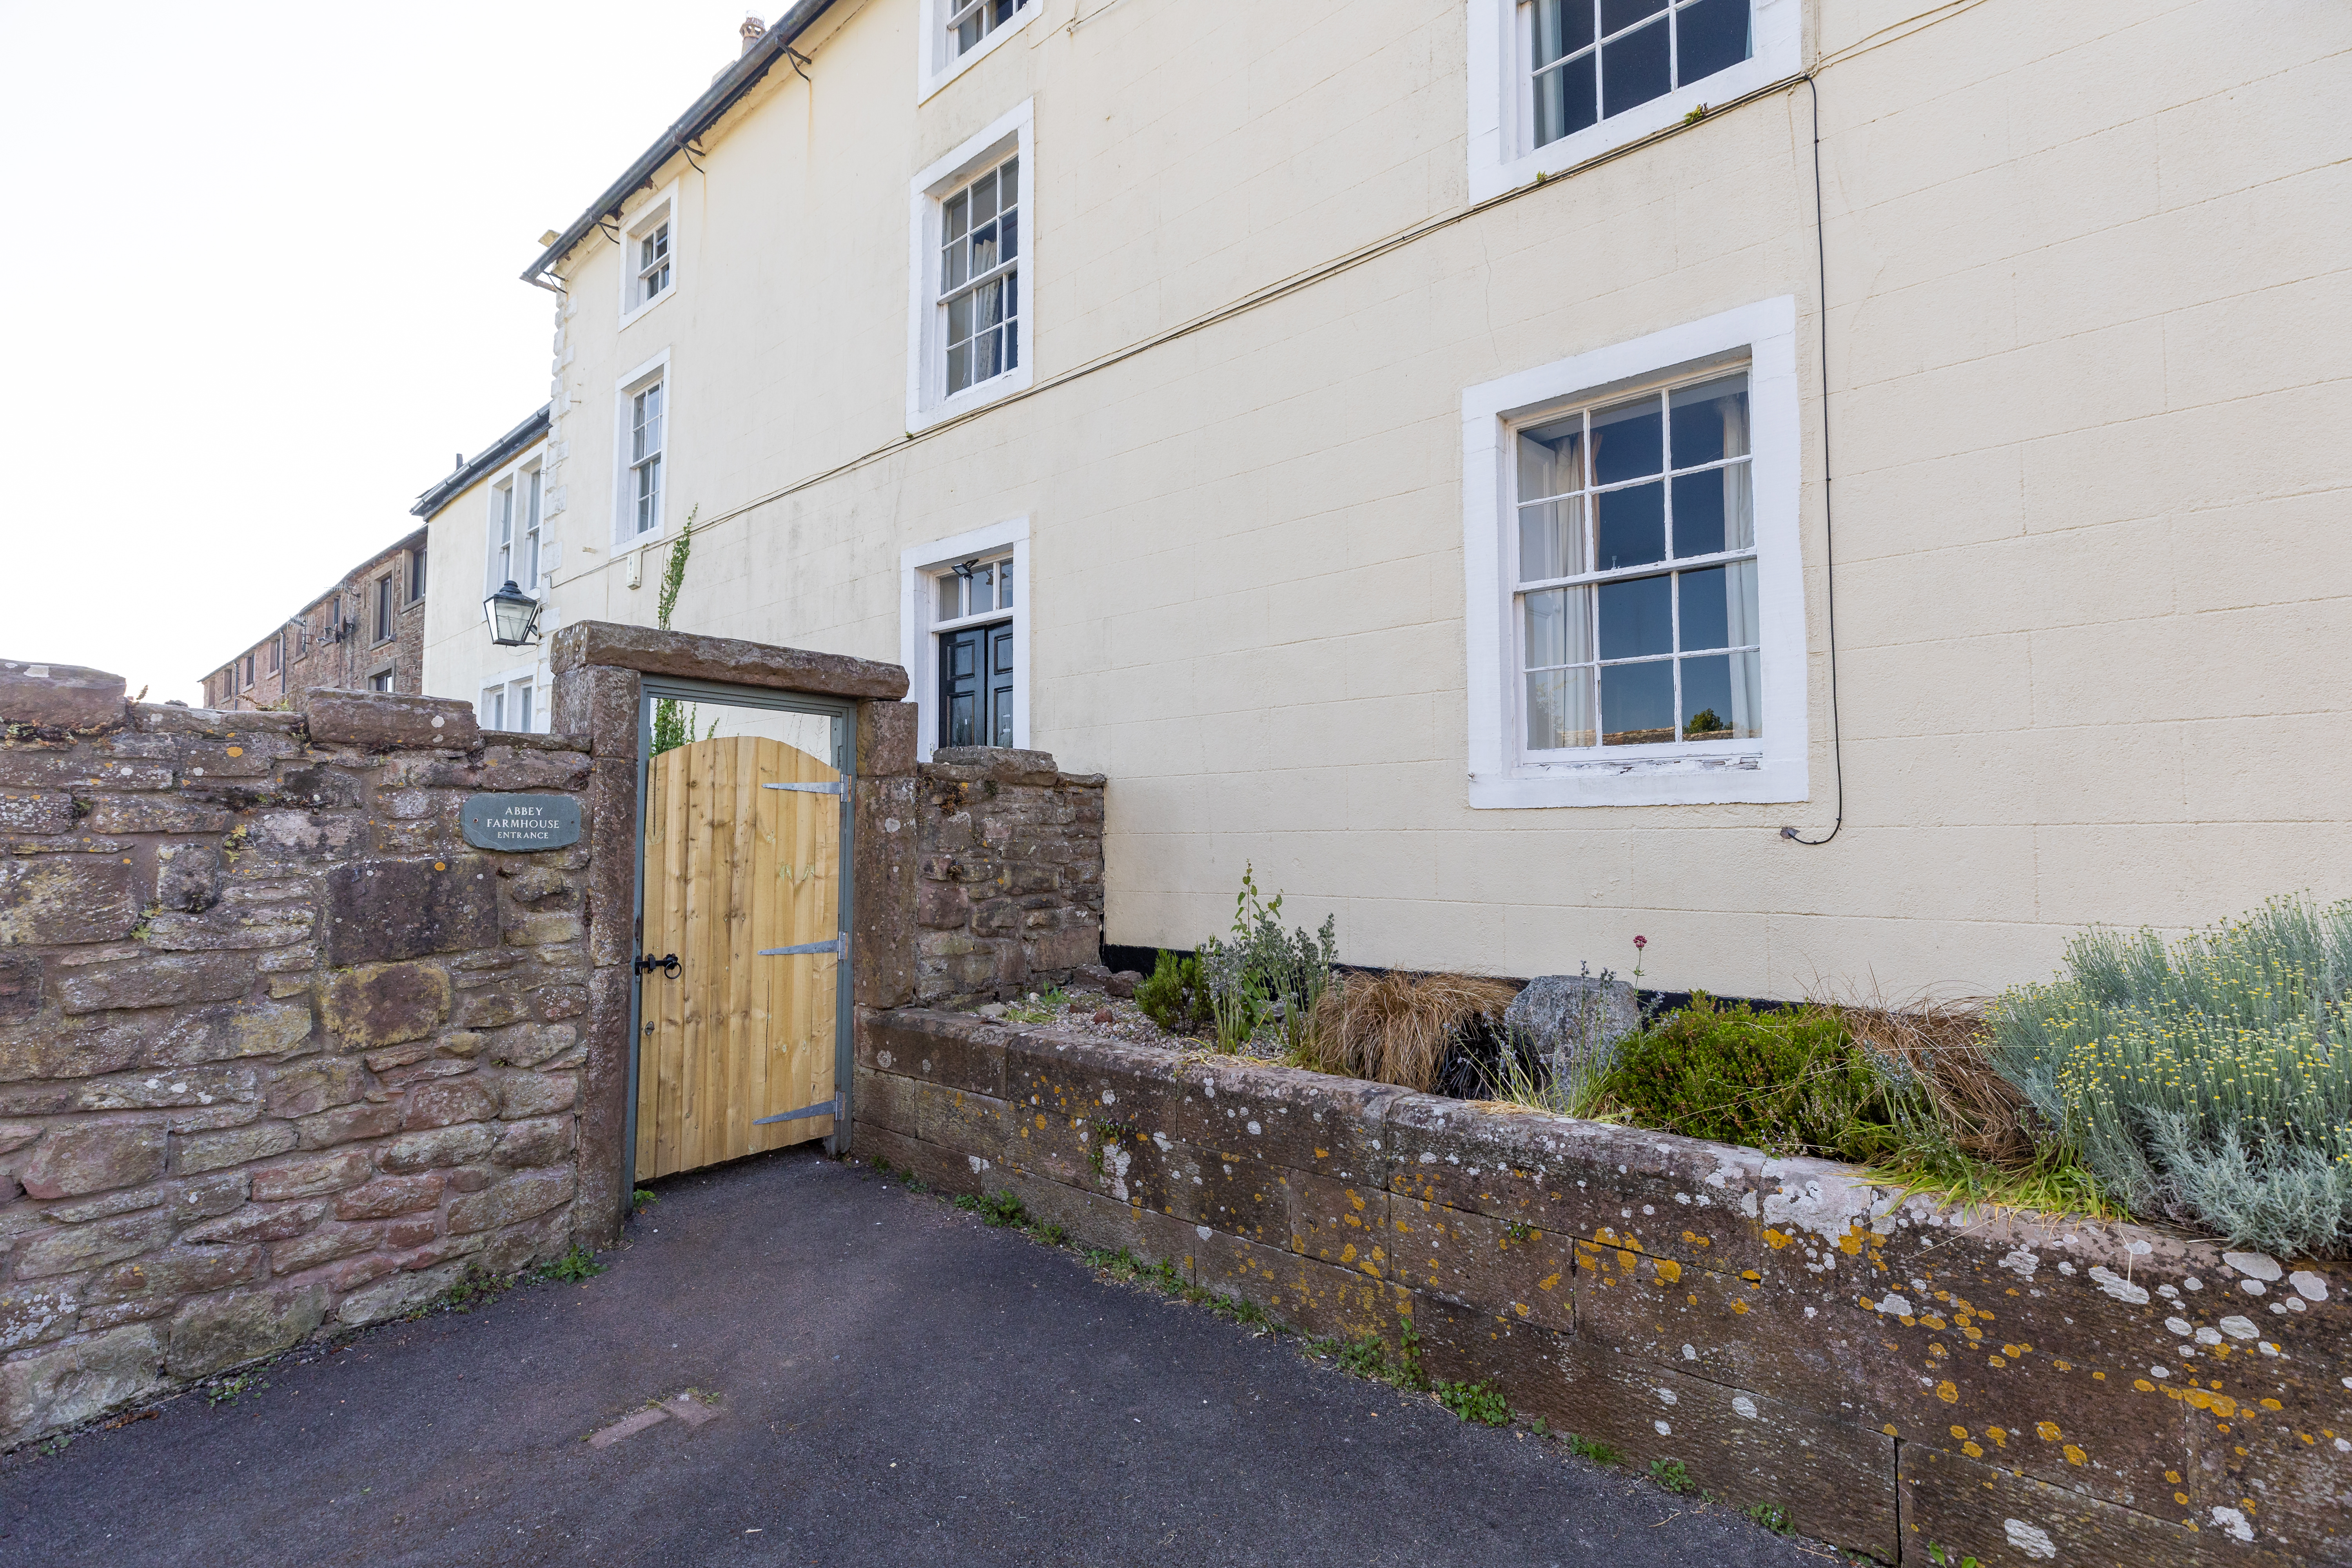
[0,661,129,734]
[549,621,909,702]
[130,704,306,736]
[298,688,482,751]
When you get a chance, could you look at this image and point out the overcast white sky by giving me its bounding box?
[0,2,775,703]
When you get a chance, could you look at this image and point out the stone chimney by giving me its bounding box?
[740,14,766,53]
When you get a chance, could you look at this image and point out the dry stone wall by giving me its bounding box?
[0,664,597,1450]
[912,748,1103,1008]
[855,1008,2352,1568]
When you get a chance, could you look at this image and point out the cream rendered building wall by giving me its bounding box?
[523,0,2352,999]
[418,437,552,723]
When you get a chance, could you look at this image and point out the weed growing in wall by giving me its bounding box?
[1432,1379,1510,1426]
[1990,895,2352,1256]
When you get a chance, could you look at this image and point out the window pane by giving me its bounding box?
[973,170,998,224]
[1595,481,1665,570]
[1515,418,1584,502]
[517,685,534,733]
[971,218,998,276]
[1670,471,1725,557]
[945,191,969,243]
[1679,650,1760,738]
[978,277,1004,328]
[1601,15,1670,118]
[939,573,963,621]
[975,562,996,613]
[947,341,971,394]
[1517,497,1587,582]
[1525,667,1596,750]
[1675,0,1751,85]
[998,156,1018,201]
[977,324,1004,381]
[1596,572,1672,660]
[947,291,973,346]
[1677,565,1731,651]
[1601,0,1666,33]
[1532,0,1594,67]
[944,235,968,290]
[1590,395,1662,484]
[1522,585,1588,670]
[1668,374,1749,467]
[1532,51,1597,147]
[998,560,1013,606]
[1000,208,1018,262]
[1600,659,1675,745]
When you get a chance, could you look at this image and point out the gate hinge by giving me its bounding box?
[762,780,848,796]
[757,936,844,957]
[754,1091,844,1127]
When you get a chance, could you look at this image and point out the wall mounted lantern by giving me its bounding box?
[484,580,542,646]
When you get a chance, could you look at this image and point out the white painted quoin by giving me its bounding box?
[417,0,2352,1000]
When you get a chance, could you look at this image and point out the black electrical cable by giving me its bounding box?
[1782,72,1845,848]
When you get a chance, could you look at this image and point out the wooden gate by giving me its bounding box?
[635,733,842,1180]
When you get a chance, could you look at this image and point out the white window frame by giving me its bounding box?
[613,351,671,547]
[906,100,1035,432]
[900,516,1029,763]
[618,180,679,327]
[1462,296,1805,808]
[478,668,540,735]
[1466,0,1798,202]
[917,0,1038,103]
[483,446,548,621]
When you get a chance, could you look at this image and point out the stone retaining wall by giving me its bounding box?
[912,748,1103,1008]
[0,665,598,1450]
[853,1007,2351,1567]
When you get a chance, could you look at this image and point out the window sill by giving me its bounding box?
[917,2,1037,105]
[619,285,675,333]
[908,361,1034,434]
[1469,751,1803,809]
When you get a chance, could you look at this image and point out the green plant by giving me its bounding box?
[1926,1546,1982,1568]
[1004,986,1073,1024]
[1602,993,1932,1164]
[1564,1433,1620,1465]
[1227,864,1340,1056]
[649,507,717,756]
[1648,1457,1693,1494]
[1989,896,2352,1256]
[205,1374,269,1407]
[537,1245,605,1283]
[1745,1501,1792,1534]
[1302,971,1517,1092]
[1136,949,1212,1037]
[1433,1379,1511,1426]
[1033,1220,1068,1246]
[1527,1416,1548,1437]
[954,1189,1028,1227]
[632,1188,658,1212]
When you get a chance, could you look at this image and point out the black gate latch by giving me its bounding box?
[635,953,681,978]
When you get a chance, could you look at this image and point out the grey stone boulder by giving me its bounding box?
[1503,973,1641,1078]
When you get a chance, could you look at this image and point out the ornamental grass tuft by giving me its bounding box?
[1988,895,2352,1258]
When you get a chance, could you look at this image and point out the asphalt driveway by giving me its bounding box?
[0,1147,1824,1567]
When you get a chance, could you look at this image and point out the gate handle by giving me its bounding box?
[635,953,681,978]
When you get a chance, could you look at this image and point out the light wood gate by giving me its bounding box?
[634,733,842,1180]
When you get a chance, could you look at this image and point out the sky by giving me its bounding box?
[0,2,776,703]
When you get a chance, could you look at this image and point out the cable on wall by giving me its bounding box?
[1780,71,1845,848]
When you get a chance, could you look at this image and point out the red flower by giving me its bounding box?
[1633,935,1648,950]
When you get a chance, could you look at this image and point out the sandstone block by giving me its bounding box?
[0,1022,139,1083]
[86,1245,262,1305]
[143,907,310,951]
[146,999,314,1066]
[0,857,141,946]
[180,1200,327,1245]
[243,809,367,864]
[19,1119,168,1198]
[1899,1443,2250,1568]
[857,1009,1009,1098]
[60,953,256,1016]
[270,1221,383,1275]
[529,985,586,1022]
[1174,1056,1397,1183]
[12,1212,171,1279]
[0,1324,165,1451]
[0,953,39,1026]
[547,621,909,700]
[446,1167,575,1234]
[498,1071,578,1120]
[375,1123,495,1173]
[383,1215,438,1250]
[1390,1197,1576,1332]
[295,1102,403,1149]
[333,1259,466,1327]
[504,911,583,947]
[321,857,496,966]
[322,961,452,1050]
[1189,1227,1414,1346]
[0,791,74,835]
[82,797,233,836]
[166,1284,326,1378]
[455,987,526,1029]
[334,1174,442,1220]
[491,1115,573,1167]
[265,1056,369,1118]
[404,1080,498,1130]
[247,1150,373,1201]
[323,1254,399,1293]
[485,1023,576,1068]
[0,662,127,732]
[298,689,480,751]
[174,1121,299,1175]
[0,1285,79,1353]
[444,1163,497,1193]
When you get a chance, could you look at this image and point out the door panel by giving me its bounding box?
[940,619,1014,749]
[637,732,841,1180]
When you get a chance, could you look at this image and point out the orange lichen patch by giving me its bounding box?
[2052,1358,2072,1372]
[2136,1379,2156,1393]
[1653,1260,1682,1285]
[1949,1425,1970,1441]
[1538,1271,1562,1293]
[1682,1230,1714,1249]
[1936,1381,1958,1404]
[1839,1232,1864,1256]
[1963,1441,1984,1458]
[1987,1356,2007,1368]
[1313,1148,1329,1160]
[2166,1470,2183,1484]
[2259,1398,2283,1412]
[1035,1113,1049,1128]
[2092,1371,2106,1381]
[2063,1445,2087,1466]
[1512,1302,1530,1318]
[1616,1250,1639,1272]
[1985,1426,2008,1449]
[2036,1421,2062,1441]
[1740,1269,1760,1282]
[1882,1424,1898,1437]
[1964,1327,1984,1343]
[1340,1243,1358,1264]
[1730,1299,1750,1316]
[1763,1228,1791,1249]
[1922,1315,1949,1330]
[2298,1432,2315,1445]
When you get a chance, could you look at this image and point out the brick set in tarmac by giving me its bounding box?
[0,1149,1824,1567]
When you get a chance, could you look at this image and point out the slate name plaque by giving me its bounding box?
[462,794,581,853]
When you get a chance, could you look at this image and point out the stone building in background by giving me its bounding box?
[200,528,428,711]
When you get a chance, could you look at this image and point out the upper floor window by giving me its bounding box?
[268,635,283,674]
[482,677,535,734]
[491,468,541,592]
[1469,0,1790,201]
[374,575,395,644]
[920,0,1034,99]
[1461,298,1806,808]
[621,183,679,323]
[409,546,428,603]
[370,669,394,693]
[242,654,255,690]
[908,103,1035,430]
[629,380,664,538]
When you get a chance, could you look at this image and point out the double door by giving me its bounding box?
[940,620,1014,748]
